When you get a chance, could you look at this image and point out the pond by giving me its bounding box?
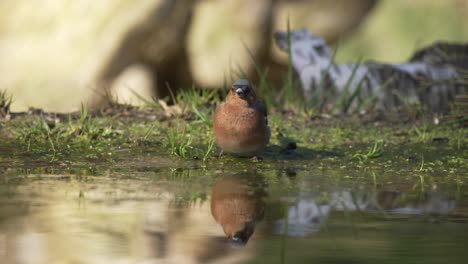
[1,147,467,264]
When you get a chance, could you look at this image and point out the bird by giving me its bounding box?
[212,79,270,156]
[210,176,265,245]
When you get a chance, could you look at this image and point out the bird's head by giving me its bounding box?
[223,220,257,246]
[210,176,266,246]
[227,79,257,105]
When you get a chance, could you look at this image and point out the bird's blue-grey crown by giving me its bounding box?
[232,79,252,97]
[232,79,252,89]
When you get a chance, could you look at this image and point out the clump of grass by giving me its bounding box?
[0,90,13,116]
[332,63,364,114]
[63,104,116,142]
[203,136,216,161]
[163,120,216,160]
[282,18,304,110]
[352,139,385,162]
[307,54,377,115]
[165,124,196,159]
[192,105,212,127]
[411,123,430,142]
[454,128,464,151]
[130,89,164,111]
[92,84,120,108]
[15,114,56,153]
[176,85,221,108]
[127,82,217,160]
[416,156,426,172]
[141,123,156,142]
[132,84,219,124]
[166,126,194,159]
[177,86,216,127]
[15,104,117,153]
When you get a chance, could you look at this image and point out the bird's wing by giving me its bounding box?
[254,101,268,125]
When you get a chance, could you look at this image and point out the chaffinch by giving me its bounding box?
[210,177,265,245]
[212,79,270,155]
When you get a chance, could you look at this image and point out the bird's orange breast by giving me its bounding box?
[213,103,270,154]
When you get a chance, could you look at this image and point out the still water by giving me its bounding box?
[0,160,467,264]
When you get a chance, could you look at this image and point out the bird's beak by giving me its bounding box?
[235,88,245,97]
[228,235,247,247]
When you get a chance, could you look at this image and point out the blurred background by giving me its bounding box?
[1,0,467,112]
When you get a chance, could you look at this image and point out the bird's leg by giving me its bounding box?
[250,155,263,161]
[215,150,224,158]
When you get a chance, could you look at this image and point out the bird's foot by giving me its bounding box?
[214,150,224,158]
[250,155,263,161]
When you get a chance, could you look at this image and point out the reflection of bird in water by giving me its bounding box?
[210,175,266,245]
[213,79,270,156]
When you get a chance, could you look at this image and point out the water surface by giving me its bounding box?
[1,153,467,264]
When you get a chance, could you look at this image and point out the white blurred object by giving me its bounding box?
[14,233,49,264]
